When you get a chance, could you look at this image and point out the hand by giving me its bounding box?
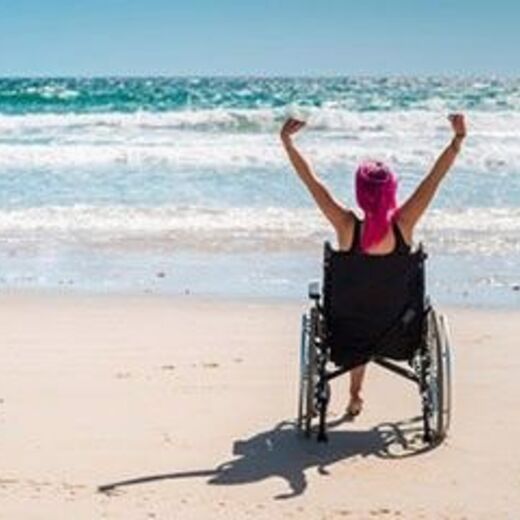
[280,118,306,143]
[448,113,466,139]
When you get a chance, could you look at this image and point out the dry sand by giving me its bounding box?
[0,294,519,519]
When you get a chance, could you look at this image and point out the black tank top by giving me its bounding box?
[350,216,410,255]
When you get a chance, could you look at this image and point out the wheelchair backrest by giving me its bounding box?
[322,241,427,366]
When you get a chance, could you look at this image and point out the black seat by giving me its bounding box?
[322,241,427,370]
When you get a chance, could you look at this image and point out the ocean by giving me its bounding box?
[0,77,519,306]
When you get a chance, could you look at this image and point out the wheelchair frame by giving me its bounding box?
[297,245,452,445]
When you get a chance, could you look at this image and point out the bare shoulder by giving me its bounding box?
[338,209,356,229]
[395,213,413,246]
[334,209,357,250]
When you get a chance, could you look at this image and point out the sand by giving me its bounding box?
[0,294,519,519]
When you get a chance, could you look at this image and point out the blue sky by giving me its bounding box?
[0,0,518,76]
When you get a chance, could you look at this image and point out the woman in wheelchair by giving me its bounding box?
[281,114,466,440]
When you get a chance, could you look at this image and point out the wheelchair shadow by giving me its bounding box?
[98,416,438,499]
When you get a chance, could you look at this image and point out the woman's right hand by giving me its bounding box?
[280,118,306,144]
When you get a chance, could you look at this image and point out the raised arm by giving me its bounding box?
[398,114,467,237]
[280,118,351,231]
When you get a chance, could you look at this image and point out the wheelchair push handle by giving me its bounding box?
[308,280,321,301]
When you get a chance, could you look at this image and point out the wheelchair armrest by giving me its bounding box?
[308,280,321,301]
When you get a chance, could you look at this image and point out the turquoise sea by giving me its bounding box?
[0,77,519,306]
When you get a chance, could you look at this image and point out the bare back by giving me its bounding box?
[335,211,412,254]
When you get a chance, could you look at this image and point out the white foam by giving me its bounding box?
[1,109,520,173]
[0,205,518,255]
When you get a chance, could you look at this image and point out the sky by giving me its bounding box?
[0,0,519,77]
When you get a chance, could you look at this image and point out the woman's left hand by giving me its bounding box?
[448,113,467,138]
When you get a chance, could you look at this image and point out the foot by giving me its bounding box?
[346,396,364,417]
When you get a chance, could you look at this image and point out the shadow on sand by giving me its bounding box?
[98,415,438,499]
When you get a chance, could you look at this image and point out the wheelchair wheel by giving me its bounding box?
[297,308,318,436]
[422,308,452,443]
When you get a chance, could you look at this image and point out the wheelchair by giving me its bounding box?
[297,242,452,445]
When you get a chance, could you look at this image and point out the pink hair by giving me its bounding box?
[355,161,398,252]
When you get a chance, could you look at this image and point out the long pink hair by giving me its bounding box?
[355,161,398,252]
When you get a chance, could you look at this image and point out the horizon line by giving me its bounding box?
[0,73,519,80]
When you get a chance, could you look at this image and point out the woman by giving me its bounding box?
[280,113,466,417]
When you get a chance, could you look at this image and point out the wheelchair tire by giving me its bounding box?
[296,309,318,437]
[437,313,452,435]
[423,308,452,443]
[297,313,308,432]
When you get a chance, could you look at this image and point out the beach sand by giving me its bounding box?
[0,294,519,519]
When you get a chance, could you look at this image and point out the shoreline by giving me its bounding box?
[0,244,518,309]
